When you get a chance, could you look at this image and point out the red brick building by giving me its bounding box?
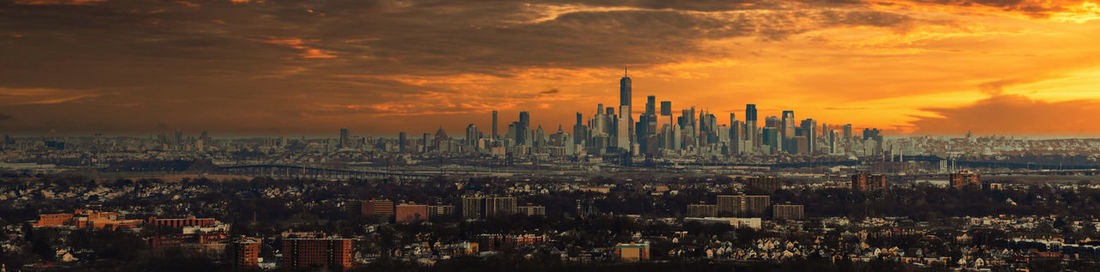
[281,236,353,269]
[851,173,887,192]
[232,237,261,267]
[950,171,980,189]
[395,203,429,223]
[361,199,394,217]
[145,216,218,228]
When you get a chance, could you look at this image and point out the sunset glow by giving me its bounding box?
[2,0,1100,136]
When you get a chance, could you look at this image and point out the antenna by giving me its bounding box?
[624,66,628,77]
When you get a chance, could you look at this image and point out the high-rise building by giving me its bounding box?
[747,176,781,194]
[773,204,804,220]
[716,195,770,217]
[800,118,817,154]
[745,104,757,150]
[781,110,795,140]
[484,196,517,217]
[620,68,631,107]
[517,205,546,216]
[461,195,484,219]
[950,171,980,189]
[573,112,587,147]
[645,95,656,115]
[687,204,718,217]
[398,132,407,153]
[361,199,395,217]
[617,105,632,152]
[465,124,479,148]
[491,111,499,139]
[851,173,887,191]
[396,203,430,223]
[232,236,261,268]
[281,236,353,269]
[339,128,349,148]
[518,112,530,146]
[660,101,672,116]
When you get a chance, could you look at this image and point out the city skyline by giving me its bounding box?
[3,0,1100,136]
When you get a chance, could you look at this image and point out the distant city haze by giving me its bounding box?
[3,0,1100,136]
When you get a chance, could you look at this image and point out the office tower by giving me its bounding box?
[730,120,743,154]
[645,95,656,115]
[781,111,795,140]
[800,119,817,154]
[281,236,353,269]
[422,133,430,152]
[660,101,671,116]
[773,205,805,220]
[492,111,498,139]
[745,104,757,151]
[619,71,634,146]
[863,128,883,155]
[664,122,677,150]
[398,132,407,153]
[842,124,852,140]
[716,195,770,217]
[462,195,484,219]
[535,125,545,148]
[573,113,587,146]
[829,129,838,154]
[617,105,631,152]
[518,112,530,146]
[339,128,349,148]
[620,67,631,107]
[465,124,479,148]
[762,127,780,151]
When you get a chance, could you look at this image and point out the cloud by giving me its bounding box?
[12,0,105,5]
[910,95,1100,135]
[0,0,1098,134]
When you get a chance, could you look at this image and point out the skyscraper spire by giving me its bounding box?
[624,66,628,77]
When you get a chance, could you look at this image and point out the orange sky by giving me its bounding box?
[2,0,1100,136]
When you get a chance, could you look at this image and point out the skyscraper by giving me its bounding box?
[339,128,349,148]
[781,111,795,140]
[620,67,631,107]
[645,95,656,115]
[518,111,530,146]
[398,132,407,153]
[465,124,479,148]
[800,118,817,154]
[491,111,498,139]
[745,104,757,150]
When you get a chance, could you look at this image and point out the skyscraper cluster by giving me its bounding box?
[392,69,880,159]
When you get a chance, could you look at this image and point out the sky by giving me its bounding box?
[2,0,1100,137]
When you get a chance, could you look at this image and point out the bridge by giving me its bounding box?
[215,164,436,180]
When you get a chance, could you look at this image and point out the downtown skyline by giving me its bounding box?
[3,0,1100,136]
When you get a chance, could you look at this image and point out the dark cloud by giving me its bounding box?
[540,89,560,95]
[911,95,1100,136]
[0,0,1025,134]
